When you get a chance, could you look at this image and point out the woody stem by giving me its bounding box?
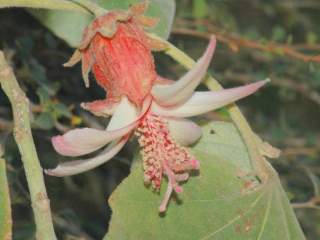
[0,52,57,240]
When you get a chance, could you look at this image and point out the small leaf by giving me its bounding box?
[33,112,55,130]
[105,122,305,240]
[53,103,72,118]
[192,0,208,19]
[272,26,286,42]
[36,87,50,104]
[0,157,12,239]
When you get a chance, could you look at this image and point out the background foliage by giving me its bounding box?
[0,0,319,239]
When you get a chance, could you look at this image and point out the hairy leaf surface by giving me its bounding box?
[105,122,305,240]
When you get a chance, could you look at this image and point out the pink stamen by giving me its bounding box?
[136,113,198,212]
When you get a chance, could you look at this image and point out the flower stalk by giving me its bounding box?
[0,52,57,240]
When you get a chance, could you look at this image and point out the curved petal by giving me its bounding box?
[46,137,128,177]
[151,36,216,107]
[107,96,139,131]
[152,79,269,118]
[52,96,152,157]
[167,118,202,146]
[80,98,119,117]
[52,126,131,157]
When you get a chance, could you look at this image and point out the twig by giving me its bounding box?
[292,197,320,210]
[0,51,57,240]
[293,43,320,51]
[172,25,320,64]
[292,166,320,210]
[282,147,320,157]
[222,71,320,107]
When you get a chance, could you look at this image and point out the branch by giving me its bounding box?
[172,24,320,64]
[0,51,57,240]
[292,197,320,210]
[292,166,320,210]
[222,71,320,107]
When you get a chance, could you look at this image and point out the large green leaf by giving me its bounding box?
[29,9,93,48]
[105,121,305,240]
[30,0,175,47]
[0,155,12,239]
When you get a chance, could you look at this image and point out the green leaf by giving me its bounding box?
[105,121,305,240]
[36,87,50,104]
[192,0,208,19]
[30,0,175,47]
[33,112,55,130]
[0,156,12,239]
[98,0,175,39]
[29,10,93,48]
[53,103,72,118]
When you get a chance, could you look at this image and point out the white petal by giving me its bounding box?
[51,126,132,157]
[167,118,202,146]
[106,96,139,131]
[52,96,152,157]
[152,79,269,118]
[46,137,128,177]
[151,36,216,107]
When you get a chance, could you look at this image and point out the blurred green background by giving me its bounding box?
[0,0,319,239]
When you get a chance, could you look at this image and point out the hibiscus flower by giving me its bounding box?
[45,2,268,212]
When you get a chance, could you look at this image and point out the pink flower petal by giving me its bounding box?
[51,127,130,157]
[167,118,202,146]
[81,98,119,117]
[152,79,269,118]
[46,137,128,177]
[52,96,152,157]
[151,36,216,107]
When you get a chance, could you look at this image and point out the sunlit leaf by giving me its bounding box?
[29,10,93,48]
[105,122,305,240]
[30,0,175,47]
